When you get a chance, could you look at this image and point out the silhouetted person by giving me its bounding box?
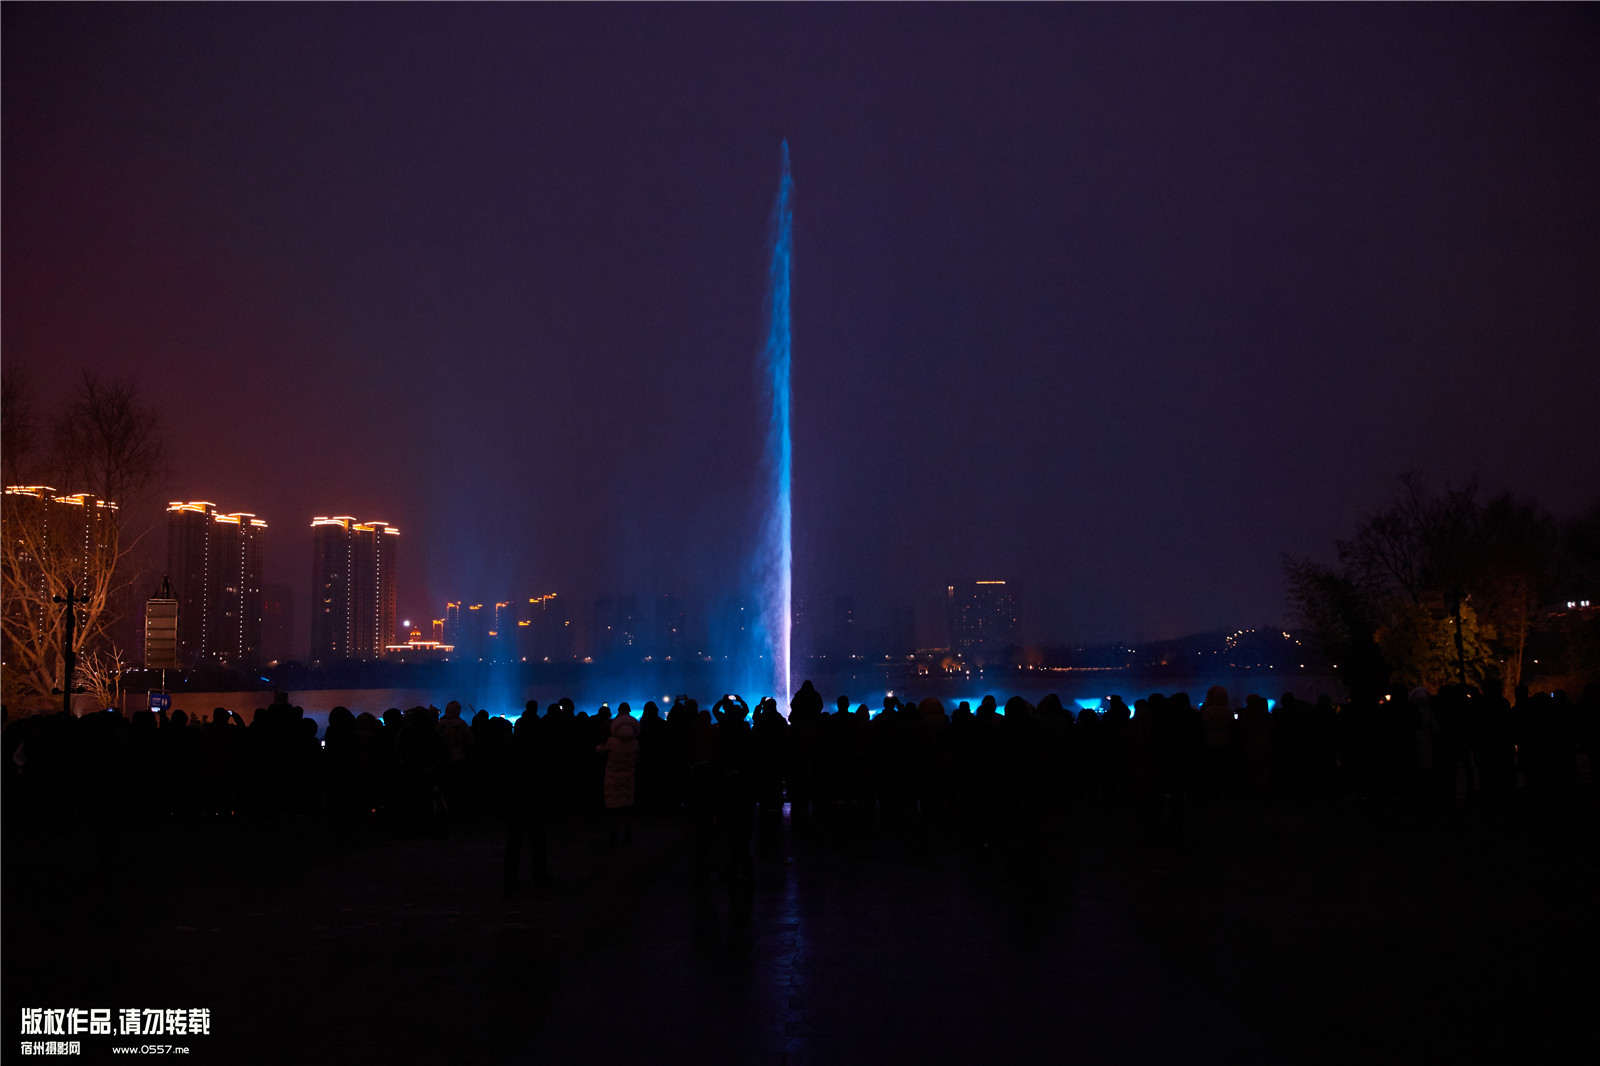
[787,683,824,832]
[1273,692,1312,801]
[199,708,240,816]
[437,700,473,817]
[1101,695,1131,799]
[82,708,130,871]
[293,714,322,816]
[1239,694,1273,798]
[1072,701,1101,801]
[637,700,665,811]
[664,696,694,811]
[323,706,359,821]
[1147,692,1200,840]
[1199,685,1236,799]
[913,697,953,838]
[714,695,755,888]
[1481,692,1518,796]
[751,696,788,854]
[351,711,386,816]
[159,709,201,815]
[504,702,549,889]
[396,705,443,834]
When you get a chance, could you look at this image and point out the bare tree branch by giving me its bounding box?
[2,366,39,485]
[51,371,168,511]
[3,373,168,714]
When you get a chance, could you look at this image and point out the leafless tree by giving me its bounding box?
[52,371,167,510]
[1336,471,1481,604]
[2,366,39,485]
[2,372,167,713]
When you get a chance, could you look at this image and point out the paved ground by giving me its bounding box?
[515,820,1281,1065]
[514,797,1600,1066]
[6,794,1596,1065]
[4,810,685,1064]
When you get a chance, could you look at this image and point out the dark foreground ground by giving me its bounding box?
[5,793,1596,1065]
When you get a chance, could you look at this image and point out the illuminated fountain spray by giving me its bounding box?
[754,142,794,703]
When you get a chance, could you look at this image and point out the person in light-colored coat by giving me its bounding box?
[597,704,640,844]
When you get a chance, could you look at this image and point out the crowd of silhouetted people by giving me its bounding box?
[5,679,1598,878]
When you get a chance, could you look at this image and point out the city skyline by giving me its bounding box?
[147,491,1206,665]
[5,5,1595,654]
[136,483,1599,670]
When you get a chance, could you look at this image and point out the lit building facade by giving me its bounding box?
[490,601,514,661]
[461,603,487,659]
[2,486,119,673]
[261,583,294,665]
[165,503,266,670]
[948,580,1019,665]
[166,502,267,671]
[516,593,571,661]
[310,516,398,664]
[592,594,638,662]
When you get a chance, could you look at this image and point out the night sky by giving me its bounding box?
[5,5,1597,652]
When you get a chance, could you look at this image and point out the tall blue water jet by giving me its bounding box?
[754,142,794,703]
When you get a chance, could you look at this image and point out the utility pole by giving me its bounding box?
[51,582,82,716]
[1451,586,1468,688]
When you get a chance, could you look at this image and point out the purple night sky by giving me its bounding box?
[5,5,1597,652]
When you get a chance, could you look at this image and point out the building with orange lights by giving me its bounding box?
[384,629,454,662]
[166,502,267,671]
[947,580,1019,665]
[2,486,119,671]
[517,593,572,661]
[310,516,398,664]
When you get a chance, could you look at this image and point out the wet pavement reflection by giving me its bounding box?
[513,808,1282,1065]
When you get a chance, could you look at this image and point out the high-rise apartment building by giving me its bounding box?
[310,516,398,664]
[832,596,857,658]
[516,593,571,661]
[591,594,638,662]
[261,583,294,665]
[654,593,686,660]
[3,486,119,672]
[166,502,266,671]
[947,580,1019,665]
[461,603,487,659]
[490,601,514,661]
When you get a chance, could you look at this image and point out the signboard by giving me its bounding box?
[145,598,179,670]
[149,691,171,712]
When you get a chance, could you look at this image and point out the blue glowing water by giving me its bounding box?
[751,141,794,704]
